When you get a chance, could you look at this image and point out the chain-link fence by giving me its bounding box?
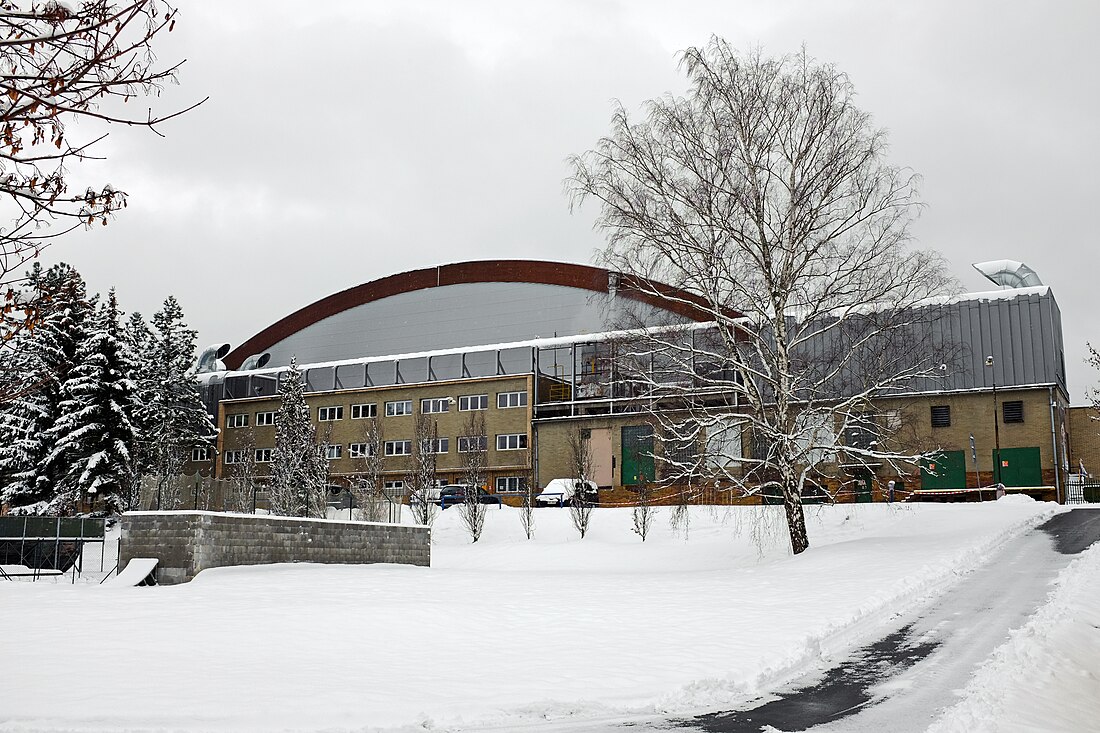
[133,473,404,522]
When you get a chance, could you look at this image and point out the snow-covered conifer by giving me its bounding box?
[42,290,138,514]
[138,296,214,509]
[0,263,92,513]
[270,359,327,517]
[121,310,159,500]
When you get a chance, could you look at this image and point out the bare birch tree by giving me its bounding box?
[458,412,488,542]
[406,411,438,526]
[225,426,258,513]
[567,426,594,538]
[632,477,656,541]
[351,416,386,522]
[1,1,204,344]
[518,468,535,540]
[1087,344,1100,428]
[569,40,955,554]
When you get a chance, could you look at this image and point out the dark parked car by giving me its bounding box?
[438,486,502,509]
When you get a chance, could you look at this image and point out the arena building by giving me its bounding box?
[193,259,1078,503]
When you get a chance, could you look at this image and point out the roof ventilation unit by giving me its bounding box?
[239,352,272,371]
[196,343,231,373]
[972,260,1043,289]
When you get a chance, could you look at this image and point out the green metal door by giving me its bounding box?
[921,450,967,490]
[993,446,1042,487]
[621,425,655,486]
[855,471,873,503]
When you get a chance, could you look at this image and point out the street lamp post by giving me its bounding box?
[985,356,1001,490]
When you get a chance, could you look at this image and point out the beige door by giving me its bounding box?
[589,428,613,487]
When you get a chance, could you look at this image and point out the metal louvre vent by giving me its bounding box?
[930,405,951,428]
[1003,401,1024,424]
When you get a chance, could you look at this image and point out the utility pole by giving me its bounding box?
[985,356,1001,488]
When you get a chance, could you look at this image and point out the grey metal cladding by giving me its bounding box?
[780,287,1065,399]
[958,288,1065,393]
[262,282,666,368]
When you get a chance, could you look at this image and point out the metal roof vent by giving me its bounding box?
[972,260,1043,289]
[240,352,271,371]
[196,343,231,373]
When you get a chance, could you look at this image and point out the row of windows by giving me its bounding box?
[216,434,528,464]
[224,392,529,429]
[931,401,1025,428]
[376,477,528,494]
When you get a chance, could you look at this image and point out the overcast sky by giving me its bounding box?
[42,0,1100,400]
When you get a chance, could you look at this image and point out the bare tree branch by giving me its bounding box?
[1,0,203,341]
[568,40,958,554]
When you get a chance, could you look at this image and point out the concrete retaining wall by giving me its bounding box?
[119,511,430,585]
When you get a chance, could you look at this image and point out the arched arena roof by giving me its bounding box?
[224,260,722,370]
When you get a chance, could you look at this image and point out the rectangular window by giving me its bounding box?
[420,398,450,414]
[497,391,528,409]
[665,432,698,468]
[882,410,903,431]
[1003,401,1024,424]
[348,443,374,458]
[496,433,528,451]
[351,403,377,419]
[325,444,342,460]
[318,406,344,421]
[458,435,488,453]
[458,394,489,411]
[255,411,276,426]
[191,447,211,462]
[843,413,879,450]
[386,400,413,417]
[495,476,525,493]
[255,448,273,463]
[384,440,412,456]
[384,480,404,492]
[223,450,244,465]
[420,437,449,454]
[706,416,742,468]
[226,413,248,429]
[931,405,951,428]
[793,410,835,465]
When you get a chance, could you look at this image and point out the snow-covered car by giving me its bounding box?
[534,478,598,507]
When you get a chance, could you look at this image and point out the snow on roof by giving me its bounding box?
[920,285,1051,308]
[199,286,1056,385]
[199,321,717,382]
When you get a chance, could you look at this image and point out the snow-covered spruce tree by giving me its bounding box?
[270,359,327,518]
[458,412,488,542]
[568,40,955,554]
[41,290,138,514]
[0,263,92,513]
[121,311,155,490]
[0,346,37,489]
[138,296,214,510]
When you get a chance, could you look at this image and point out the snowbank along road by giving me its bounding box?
[676,508,1100,733]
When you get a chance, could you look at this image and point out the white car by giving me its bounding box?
[534,478,598,507]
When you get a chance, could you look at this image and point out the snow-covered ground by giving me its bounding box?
[0,499,1072,732]
[931,536,1100,733]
